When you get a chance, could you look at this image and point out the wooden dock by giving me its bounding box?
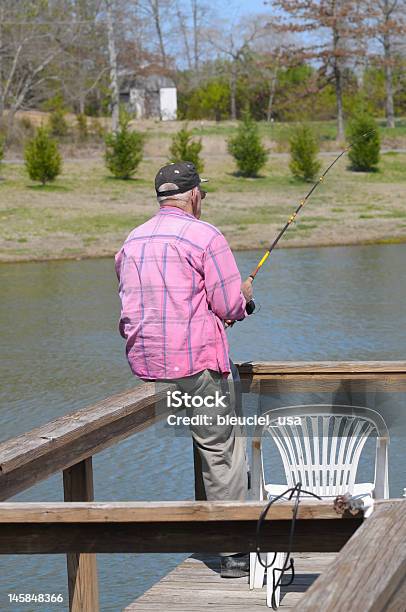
[1,362,405,612]
[126,553,336,611]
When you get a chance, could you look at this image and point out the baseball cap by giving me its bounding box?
[155,161,208,197]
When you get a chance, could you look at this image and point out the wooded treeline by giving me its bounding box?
[0,0,405,138]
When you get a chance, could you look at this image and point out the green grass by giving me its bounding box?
[296,215,330,223]
[27,183,72,192]
[0,207,148,237]
[1,148,406,260]
[382,210,406,218]
[50,213,149,235]
[171,118,406,144]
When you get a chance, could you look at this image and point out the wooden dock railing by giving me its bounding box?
[298,498,406,611]
[0,362,405,611]
[0,499,364,554]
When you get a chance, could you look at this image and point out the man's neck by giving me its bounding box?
[161,201,195,217]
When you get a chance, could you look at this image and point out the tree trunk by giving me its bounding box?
[383,32,395,128]
[332,16,344,141]
[334,60,344,140]
[79,96,85,115]
[152,1,167,68]
[177,5,192,71]
[266,69,278,122]
[106,0,120,133]
[0,2,4,120]
[191,0,199,72]
[6,106,17,135]
[230,65,237,121]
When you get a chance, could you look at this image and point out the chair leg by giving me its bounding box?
[249,552,266,589]
[266,552,285,608]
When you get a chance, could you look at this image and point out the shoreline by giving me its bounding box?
[1,234,405,265]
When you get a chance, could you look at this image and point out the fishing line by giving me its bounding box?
[245,129,377,315]
[255,482,322,610]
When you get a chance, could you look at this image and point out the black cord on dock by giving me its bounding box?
[255,483,322,610]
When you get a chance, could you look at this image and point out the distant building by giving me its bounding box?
[119,73,177,121]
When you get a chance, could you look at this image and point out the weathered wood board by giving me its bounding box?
[0,500,362,554]
[125,552,336,611]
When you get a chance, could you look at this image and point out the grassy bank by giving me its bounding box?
[6,114,406,160]
[0,151,406,262]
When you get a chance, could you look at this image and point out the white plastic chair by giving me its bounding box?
[249,404,389,608]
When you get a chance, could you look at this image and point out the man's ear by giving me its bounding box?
[191,187,199,211]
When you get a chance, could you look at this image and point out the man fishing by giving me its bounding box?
[115,161,253,577]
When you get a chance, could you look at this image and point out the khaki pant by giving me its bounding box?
[175,361,249,504]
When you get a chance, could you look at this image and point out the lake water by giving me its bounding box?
[1,243,406,611]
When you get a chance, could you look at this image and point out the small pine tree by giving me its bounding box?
[104,112,144,179]
[169,125,204,173]
[76,113,88,141]
[24,127,62,185]
[347,113,380,172]
[289,124,321,182]
[227,113,268,177]
[48,108,69,138]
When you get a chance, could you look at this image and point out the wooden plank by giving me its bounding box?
[63,459,99,612]
[236,361,406,374]
[0,499,362,554]
[243,373,406,393]
[125,553,337,611]
[383,575,406,611]
[296,500,406,611]
[0,521,358,554]
[237,361,406,392]
[0,382,176,500]
[0,383,170,472]
[0,500,365,522]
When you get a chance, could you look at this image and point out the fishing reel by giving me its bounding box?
[246,299,256,315]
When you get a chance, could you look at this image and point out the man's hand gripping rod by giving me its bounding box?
[245,130,376,315]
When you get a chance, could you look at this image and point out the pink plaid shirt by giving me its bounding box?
[115,206,246,380]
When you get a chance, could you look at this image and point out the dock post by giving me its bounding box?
[63,458,100,612]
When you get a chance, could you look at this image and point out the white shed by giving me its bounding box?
[159,87,177,121]
[120,73,177,121]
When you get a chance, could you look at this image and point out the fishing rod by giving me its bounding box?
[245,129,376,315]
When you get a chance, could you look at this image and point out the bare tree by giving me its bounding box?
[263,49,282,122]
[367,0,406,128]
[272,0,366,140]
[176,2,192,70]
[250,25,291,121]
[0,1,77,131]
[106,0,120,131]
[173,0,212,84]
[139,0,170,68]
[151,0,167,67]
[0,1,5,119]
[210,18,266,120]
[191,0,199,71]
[58,1,108,114]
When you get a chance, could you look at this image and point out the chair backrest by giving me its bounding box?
[253,404,389,497]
